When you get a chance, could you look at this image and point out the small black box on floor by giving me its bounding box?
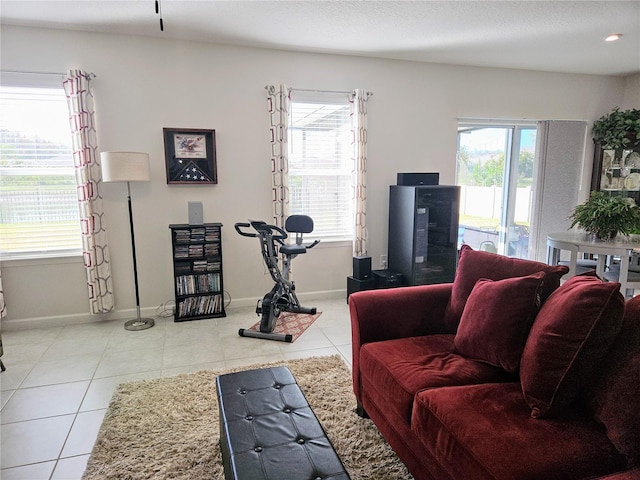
[347,276,376,301]
[372,270,404,289]
[397,172,439,186]
[352,256,372,280]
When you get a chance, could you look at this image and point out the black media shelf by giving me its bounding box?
[169,223,226,321]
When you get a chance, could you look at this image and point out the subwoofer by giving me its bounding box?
[347,276,376,302]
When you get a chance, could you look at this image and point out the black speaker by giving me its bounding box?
[397,172,439,186]
[353,256,372,280]
[372,270,404,288]
[347,276,376,301]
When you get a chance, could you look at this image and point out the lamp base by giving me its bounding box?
[124,318,155,331]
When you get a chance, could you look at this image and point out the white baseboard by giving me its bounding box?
[1,290,347,331]
[1,307,161,332]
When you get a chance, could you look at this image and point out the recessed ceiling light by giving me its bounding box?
[605,33,622,42]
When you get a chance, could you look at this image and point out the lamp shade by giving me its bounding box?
[101,152,151,183]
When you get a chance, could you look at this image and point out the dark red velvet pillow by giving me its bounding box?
[520,275,625,418]
[454,272,544,373]
[583,295,640,467]
[444,245,569,331]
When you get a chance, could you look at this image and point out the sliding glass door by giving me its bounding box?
[456,123,537,259]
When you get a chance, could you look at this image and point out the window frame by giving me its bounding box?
[0,72,82,261]
[287,90,355,243]
[456,119,538,258]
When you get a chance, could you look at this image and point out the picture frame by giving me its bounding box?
[163,128,217,184]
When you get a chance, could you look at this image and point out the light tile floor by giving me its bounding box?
[0,296,352,479]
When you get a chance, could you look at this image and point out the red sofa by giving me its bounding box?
[349,245,640,480]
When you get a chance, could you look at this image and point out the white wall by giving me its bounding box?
[622,74,640,109]
[0,25,630,328]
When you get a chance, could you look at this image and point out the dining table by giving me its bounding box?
[546,231,640,295]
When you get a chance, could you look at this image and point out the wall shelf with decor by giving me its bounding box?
[591,140,640,205]
[591,107,640,205]
[169,223,226,321]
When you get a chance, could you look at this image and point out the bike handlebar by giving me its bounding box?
[234,222,257,238]
[234,221,288,240]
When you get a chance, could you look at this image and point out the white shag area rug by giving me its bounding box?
[83,354,414,480]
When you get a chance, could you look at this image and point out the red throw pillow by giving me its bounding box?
[520,275,625,418]
[585,295,640,466]
[443,245,569,332]
[454,272,545,373]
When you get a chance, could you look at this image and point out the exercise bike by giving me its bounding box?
[234,215,320,342]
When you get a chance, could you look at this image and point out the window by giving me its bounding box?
[456,121,537,259]
[0,74,81,260]
[288,91,354,241]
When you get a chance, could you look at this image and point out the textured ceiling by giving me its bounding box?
[1,0,639,76]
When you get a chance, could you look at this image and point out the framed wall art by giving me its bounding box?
[163,128,217,184]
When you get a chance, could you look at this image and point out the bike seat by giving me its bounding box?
[279,244,307,256]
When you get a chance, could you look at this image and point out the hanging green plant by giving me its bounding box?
[592,107,640,149]
[569,191,640,240]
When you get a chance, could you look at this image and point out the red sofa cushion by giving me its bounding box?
[444,244,568,331]
[583,295,640,468]
[411,383,627,480]
[359,335,513,424]
[520,275,625,418]
[453,272,544,373]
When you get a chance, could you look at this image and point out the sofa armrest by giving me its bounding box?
[349,283,454,403]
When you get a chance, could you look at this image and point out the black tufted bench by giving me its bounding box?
[216,366,351,480]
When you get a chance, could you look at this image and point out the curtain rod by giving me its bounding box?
[293,88,373,97]
[293,87,353,95]
[458,117,535,126]
[264,86,372,97]
[1,70,96,79]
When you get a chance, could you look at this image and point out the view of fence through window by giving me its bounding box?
[456,124,537,259]
[0,84,81,259]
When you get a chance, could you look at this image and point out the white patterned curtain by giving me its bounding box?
[351,89,372,256]
[0,268,5,318]
[266,84,292,228]
[63,70,114,314]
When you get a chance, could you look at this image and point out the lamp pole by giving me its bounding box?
[100,151,154,331]
[124,181,154,331]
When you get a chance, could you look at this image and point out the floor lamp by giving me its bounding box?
[100,152,155,331]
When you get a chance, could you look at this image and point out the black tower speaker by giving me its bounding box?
[353,256,372,280]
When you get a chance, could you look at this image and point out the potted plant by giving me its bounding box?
[569,191,640,240]
[592,107,640,149]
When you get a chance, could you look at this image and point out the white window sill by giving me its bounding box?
[0,241,352,268]
[0,253,83,267]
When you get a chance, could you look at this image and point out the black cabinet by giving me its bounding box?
[388,185,460,286]
[169,223,226,321]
